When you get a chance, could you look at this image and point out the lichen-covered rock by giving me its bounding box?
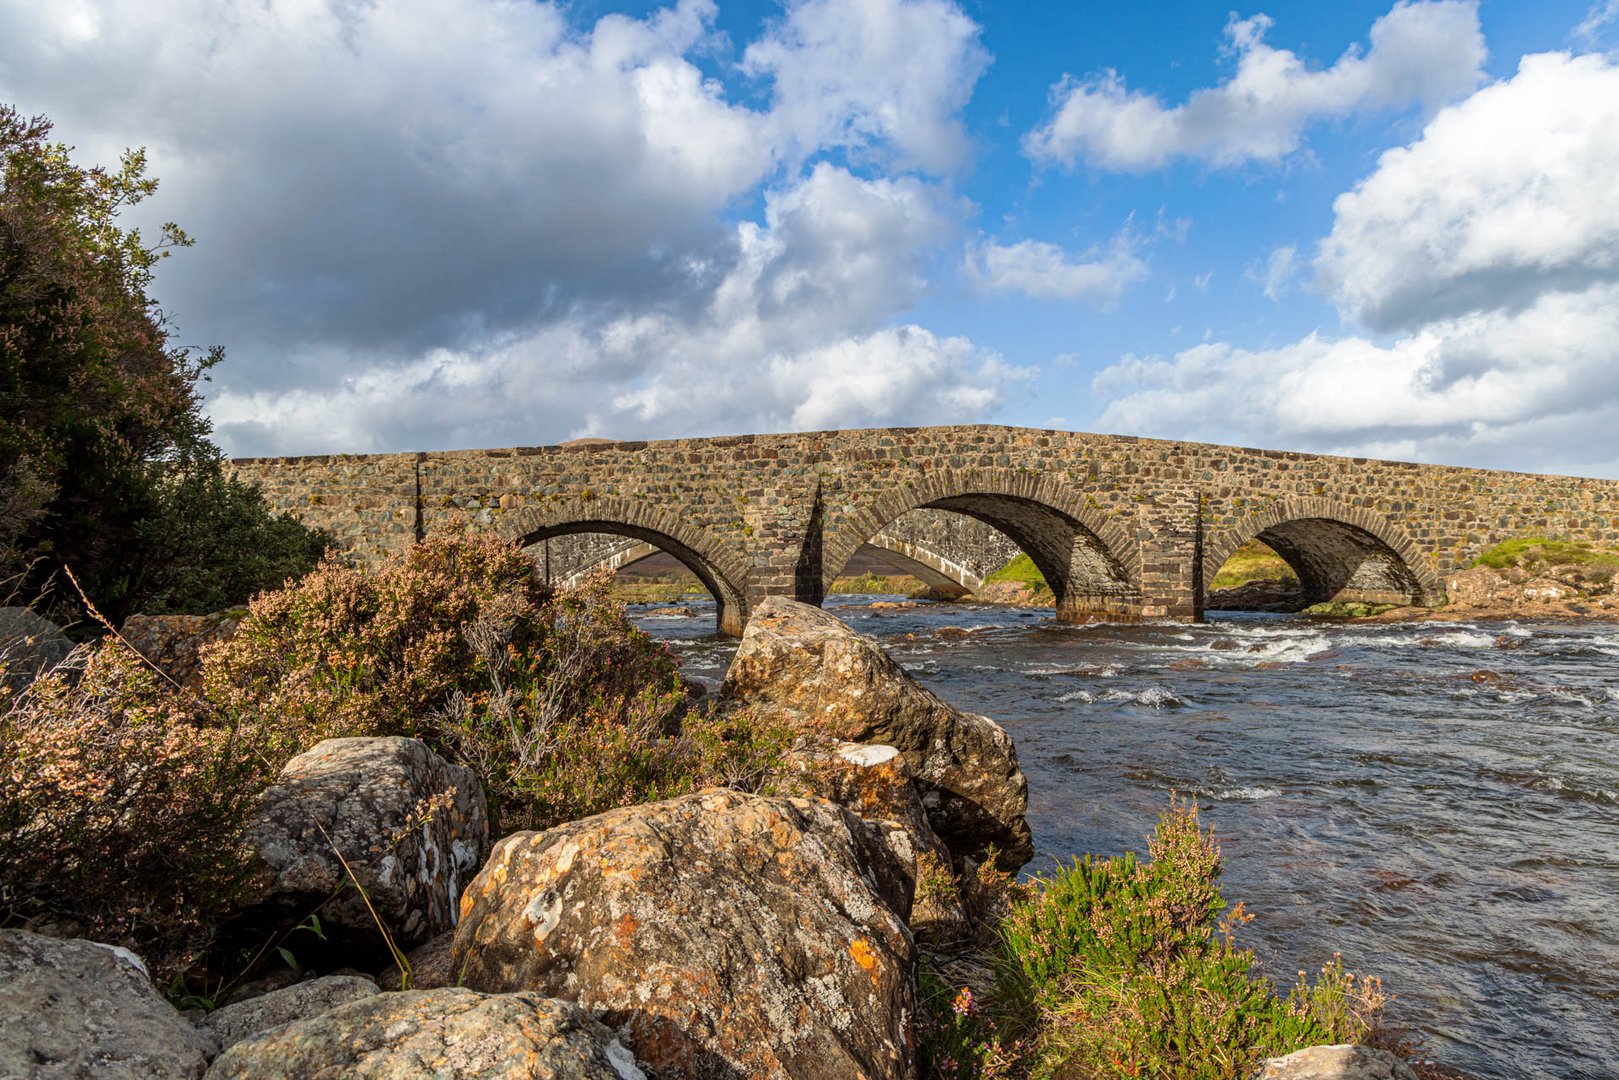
[0,606,76,691]
[1254,1044,1419,1080]
[723,597,1033,869]
[452,789,917,1080]
[0,929,212,1079]
[785,741,971,947]
[118,610,242,691]
[200,975,378,1054]
[238,737,487,963]
[204,988,642,1079]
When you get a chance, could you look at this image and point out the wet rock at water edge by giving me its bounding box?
[199,975,379,1055]
[1254,1044,1419,1080]
[452,788,917,1080]
[204,988,643,1079]
[0,929,213,1079]
[234,737,488,965]
[722,596,1033,870]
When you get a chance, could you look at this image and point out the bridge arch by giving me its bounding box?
[825,469,1141,621]
[1203,497,1443,610]
[502,498,750,636]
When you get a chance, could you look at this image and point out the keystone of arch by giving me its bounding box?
[1203,496,1443,605]
[823,467,1140,599]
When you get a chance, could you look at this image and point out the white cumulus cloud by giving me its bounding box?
[1025,1,1484,171]
[965,235,1147,304]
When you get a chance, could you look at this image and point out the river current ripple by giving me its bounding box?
[636,596,1619,1080]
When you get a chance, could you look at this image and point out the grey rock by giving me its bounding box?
[0,607,76,692]
[0,929,212,1079]
[204,988,641,1079]
[1254,1044,1420,1080]
[376,931,456,992]
[723,596,1033,869]
[200,975,379,1053]
[239,737,488,963]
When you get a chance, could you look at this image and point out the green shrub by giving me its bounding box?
[921,799,1387,1079]
[0,642,275,984]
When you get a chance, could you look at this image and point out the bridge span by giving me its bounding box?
[233,425,1619,635]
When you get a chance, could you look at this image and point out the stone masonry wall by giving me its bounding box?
[233,425,1619,628]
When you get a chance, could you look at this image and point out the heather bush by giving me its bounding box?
[0,641,275,984]
[920,798,1388,1079]
[203,532,554,742]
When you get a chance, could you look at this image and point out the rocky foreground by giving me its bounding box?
[2,598,1416,1079]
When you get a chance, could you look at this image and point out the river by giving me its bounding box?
[633,595,1619,1080]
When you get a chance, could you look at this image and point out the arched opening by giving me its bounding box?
[826,493,1140,622]
[517,521,747,637]
[1204,504,1440,614]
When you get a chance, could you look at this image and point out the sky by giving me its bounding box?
[4,0,1619,476]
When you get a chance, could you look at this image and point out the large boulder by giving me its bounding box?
[452,789,917,1080]
[0,606,76,692]
[1254,1044,1419,1080]
[0,929,213,1079]
[237,737,487,964]
[723,597,1033,869]
[199,975,379,1055]
[205,988,643,1079]
[118,610,242,691]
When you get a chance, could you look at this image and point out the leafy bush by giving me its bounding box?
[921,799,1387,1079]
[1,105,327,625]
[0,642,275,984]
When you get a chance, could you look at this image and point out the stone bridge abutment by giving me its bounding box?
[233,426,1619,635]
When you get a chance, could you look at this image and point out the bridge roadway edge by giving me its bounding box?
[230,425,1619,634]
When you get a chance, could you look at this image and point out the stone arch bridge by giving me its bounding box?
[233,425,1619,636]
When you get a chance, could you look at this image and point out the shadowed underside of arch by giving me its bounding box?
[1203,498,1443,609]
[503,499,749,635]
[826,470,1142,621]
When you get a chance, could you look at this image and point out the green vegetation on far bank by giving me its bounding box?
[1209,539,1299,591]
[829,572,934,597]
[1471,536,1619,577]
[985,553,1047,589]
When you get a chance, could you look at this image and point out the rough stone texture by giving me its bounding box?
[200,975,379,1054]
[118,610,242,691]
[376,931,456,992]
[0,929,213,1079]
[240,737,488,962]
[204,988,642,1079]
[0,606,75,691]
[785,741,971,947]
[451,789,917,1080]
[231,424,1619,632]
[1254,1044,1419,1080]
[724,597,1033,870]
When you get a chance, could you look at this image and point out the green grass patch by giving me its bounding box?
[1471,536,1619,574]
[985,553,1048,588]
[1301,601,1400,618]
[829,572,933,597]
[1210,540,1299,590]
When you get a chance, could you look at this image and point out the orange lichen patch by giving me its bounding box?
[613,913,639,946]
[850,937,879,977]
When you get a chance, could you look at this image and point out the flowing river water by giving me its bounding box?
[633,595,1619,1080]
